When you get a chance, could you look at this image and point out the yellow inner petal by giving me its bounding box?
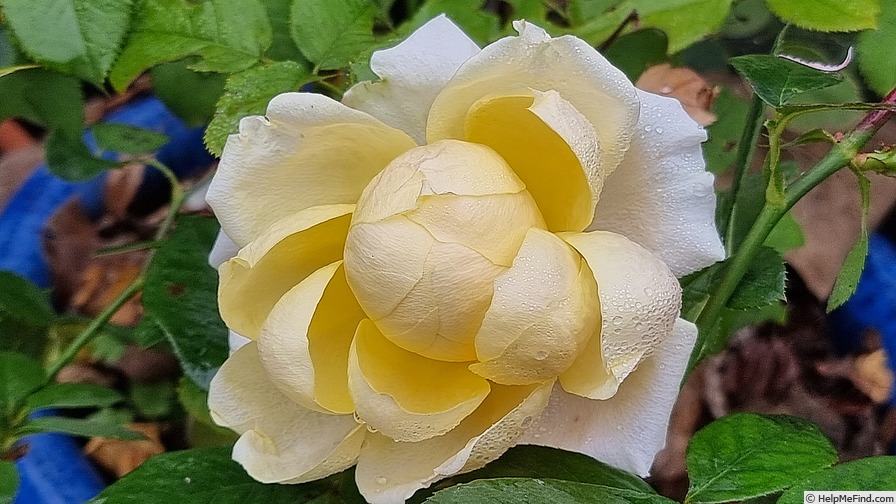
[463,92,596,233]
[471,228,601,385]
[353,319,490,414]
[308,263,366,413]
[219,205,353,339]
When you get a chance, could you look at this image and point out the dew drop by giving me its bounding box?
[184,477,192,484]
[655,127,664,134]
[535,351,548,361]
[376,477,388,485]
[612,315,623,324]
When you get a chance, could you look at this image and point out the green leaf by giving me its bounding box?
[0,68,83,136]
[785,77,864,135]
[0,460,17,504]
[109,0,272,91]
[89,447,344,503]
[130,380,177,419]
[45,131,117,181]
[290,0,378,71]
[426,478,674,504]
[143,216,228,390]
[567,1,634,46]
[567,0,626,26]
[132,316,167,348]
[777,457,896,503]
[205,61,312,156]
[727,246,786,310]
[858,0,896,96]
[765,0,880,32]
[680,263,722,321]
[150,60,227,127]
[0,352,47,410]
[0,26,23,68]
[702,89,750,174]
[92,123,169,155]
[263,0,308,62]
[26,383,123,410]
[177,378,238,447]
[720,0,775,39]
[505,0,549,23]
[633,0,734,53]
[1,0,134,84]
[20,416,144,440]
[730,55,843,108]
[827,172,871,312]
[0,272,54,327]
[425,446,654,497]
[0,64,39,78]
[406,0,501,46]
[764,211,805,254]
[685,413,837,503]
[603,29,668,82]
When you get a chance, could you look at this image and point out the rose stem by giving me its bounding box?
[44,158,187,382]
[687,87,896,373]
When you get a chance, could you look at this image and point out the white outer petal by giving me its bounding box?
[207,93,414,247]
[427,20,639,178]
[518,318,697,476]
[591,90,725,277]
[208,343,364,483]
[343,15,480,143]
[355,382,553,504]
[207,230,251,354]
[209,229,240,269]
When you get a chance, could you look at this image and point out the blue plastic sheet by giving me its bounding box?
[0,95,213,503]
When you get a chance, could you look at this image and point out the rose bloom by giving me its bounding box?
[205,15,724,504]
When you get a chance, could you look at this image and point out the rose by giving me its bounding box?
[205,15,724,504]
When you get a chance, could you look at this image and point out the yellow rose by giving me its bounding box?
[206,15,724,504]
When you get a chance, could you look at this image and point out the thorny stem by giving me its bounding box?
[721,95,766,253]
[45,158,187,381]
[687,87,896,373]
[45,277,145,379]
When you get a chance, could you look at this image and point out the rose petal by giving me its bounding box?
[558,231,682,399]
[372,241,503,362]
[428,20,638,185]
[406,192,544,267]
[345,141,543,360]
[470,228,600,385]
[355,382,553,504]
[350,140,527,226]
[218,204,353,339]
[343,15,480,143]
[348,319,491,442]
[207,92,415,246]
[591,90,725,277]
[208,343,364,483]
[257,262,363,414]
[519,318,698,476]
[209,229,239,268]
[343,216,433,322]
[462,89,602,232]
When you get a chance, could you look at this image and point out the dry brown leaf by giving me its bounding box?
[104,163,146,220]
[853,350,894,404]
[56,363,118,388]
[636,63,718,126]
[0,119,36,153]
[84,422,164,477]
